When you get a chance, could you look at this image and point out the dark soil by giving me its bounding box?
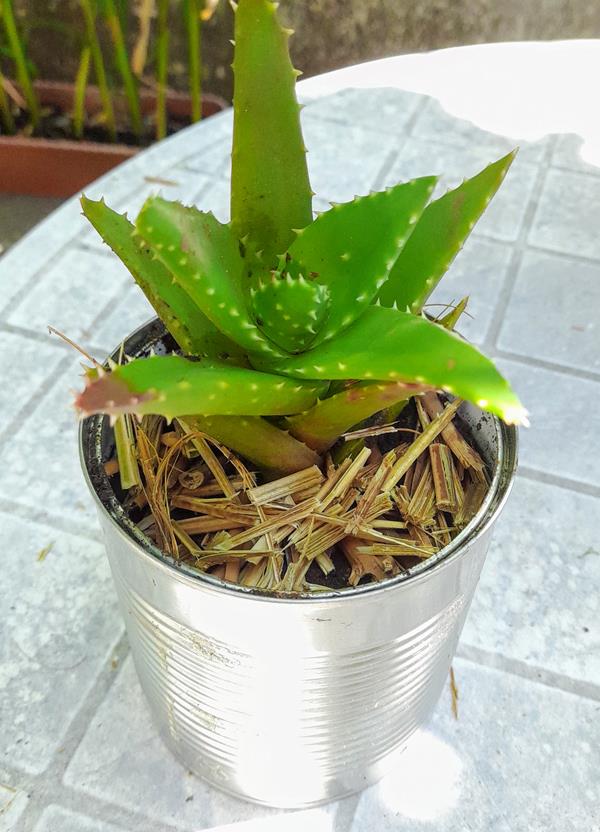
[13,105,194,147]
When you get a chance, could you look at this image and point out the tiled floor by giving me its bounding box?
[0,194,63,255]
[1,43,599,832]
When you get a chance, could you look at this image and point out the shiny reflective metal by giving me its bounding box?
[80,320,518,808]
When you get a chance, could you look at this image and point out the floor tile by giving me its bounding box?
[552,133,600,177]
[383,137,539,242]
[494,357,600,488]
[426,236,512,346]
[130,111,234,174]
[302,87,424,134]
[413,97,550,164]
[64,659,337,832]
[93,283,155,356]
[0,194,63,253]
[529,168,600,260]
[0,783,29,831]
[462,476,600,687]
[198,178,232,224]
[0,361,98,527]
[7,247,130,350]
[301,118,396,203]
[0,201,83,317]
[0,513,122,775]
[346,658,598,832]
[33,806,127,832]
[112,173,213,222]
[178,134,233,180]
[497,249,600,371]
[0,331,64,426]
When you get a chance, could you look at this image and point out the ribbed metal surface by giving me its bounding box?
[80,320,518,808]
[110,567,470,804]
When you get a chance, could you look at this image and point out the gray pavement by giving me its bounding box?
[0,195,63,256]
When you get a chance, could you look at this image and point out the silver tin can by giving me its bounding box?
[80,319,517,807]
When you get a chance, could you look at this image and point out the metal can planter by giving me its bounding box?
[79,319,518,808]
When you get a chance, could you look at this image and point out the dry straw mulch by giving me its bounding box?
[107,392,489,593]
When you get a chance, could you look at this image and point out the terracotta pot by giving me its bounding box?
[0,80,227,198]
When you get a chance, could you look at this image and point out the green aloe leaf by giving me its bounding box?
[251,268,330,352]
[81,197,245,361]
[136,197,285,359]
[180,415,320,473]
[75,355,327,420]
[288,177,437,344]
[260,306,527,425]
[378,152,516,313]
[231,0,312,264]
[286,380,428,452]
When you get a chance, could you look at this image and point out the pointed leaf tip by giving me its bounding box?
[231,0,312,262]
[379,153,516,313]
[262,306,525,426]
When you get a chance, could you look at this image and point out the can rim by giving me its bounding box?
[79,318,518,604]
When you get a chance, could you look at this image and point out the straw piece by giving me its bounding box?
[319,446,371,509]
[316,550,334,575]
[455,476,488,527]
[343,424,399,441]
[371,519,407,530]
[435,511,452,547]
[382,398,463,492]
[278,556,312,592]
[240,559,267,587]
[298,524,348,560]
[170,495,258,523]
[356,540,435,558]
[246,465,324,505]
[224,559,241,583]
[177,419,236,498]
[429,443,460,513]
[345,451,396,536]
[178,516,246,534]
[407,523,436,551]
[173,522,201,555]
[178,464,206,490]
[341,537,399,585]
[404,460,436,527]
[225,497,319,548]
[450,666,459,719]
[421,392,485,473]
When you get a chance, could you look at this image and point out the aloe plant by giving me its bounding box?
[76,0,526,474]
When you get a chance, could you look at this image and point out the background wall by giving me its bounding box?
[10,0,600,102]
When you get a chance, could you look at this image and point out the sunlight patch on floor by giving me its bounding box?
[204,807,334,832]
[363,730,463,823]
[300,40,600,162]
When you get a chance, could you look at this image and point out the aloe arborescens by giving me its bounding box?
[75,0,526,586]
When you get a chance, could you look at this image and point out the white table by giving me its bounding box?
[1,40,598,832]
